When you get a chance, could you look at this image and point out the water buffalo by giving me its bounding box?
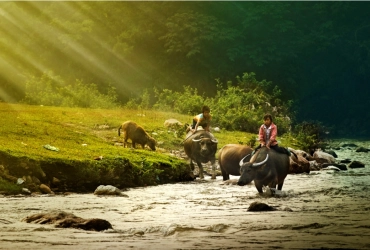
[183,130,218,179]
[218,144,253,181]
[237,146,290,193]
[118,121,156,151]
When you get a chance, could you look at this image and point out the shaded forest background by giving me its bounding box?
[0,2,369,137]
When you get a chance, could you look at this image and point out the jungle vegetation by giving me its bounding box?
[1,2,368,137]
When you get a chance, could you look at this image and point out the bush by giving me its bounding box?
[292,121,328,153]
[152,86,205,115]
[209,72,292,133]
[23,71,119,109]
[131,71,293,135]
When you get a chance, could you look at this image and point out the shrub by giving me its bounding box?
[209,72,292,134]
[139,71,293,135]
[152,86,205,115]
[292,121,328,153]
[22,71,119,109]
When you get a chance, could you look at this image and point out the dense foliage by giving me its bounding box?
[125,72,292,133]
[1,2,369,136]
[22,71,119,109]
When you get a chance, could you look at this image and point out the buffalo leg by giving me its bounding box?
[277,183,284,190]
[256,186,263,193]
[123,135,128,148]
[196,161,204,179]
[210,160,217,179]
[190,160,195,171]
[254,180,264,193]
[221,167,229,181]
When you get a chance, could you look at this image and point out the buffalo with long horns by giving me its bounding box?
[237,146,290,193]
[183,130,218,179]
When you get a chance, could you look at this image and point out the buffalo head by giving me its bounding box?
[237,153,269,186]
[192,136,218,157]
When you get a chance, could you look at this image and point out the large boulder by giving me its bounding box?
[164,119,183,128]
[247,202,276,211]
[313,150,336,164]
[321,163,348,171]
[94,185,128,196]
[39,184,53,194]
[348,161,365,168]
[22,211,112,231]
[323,149,338,158]
[355,147,370,153]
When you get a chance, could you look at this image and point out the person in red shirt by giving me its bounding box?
[255,114,290,155]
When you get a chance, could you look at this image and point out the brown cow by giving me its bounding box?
[118,121,156,151]
[218,144,253,181]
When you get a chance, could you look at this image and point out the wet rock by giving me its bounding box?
[94,185,128,196]
[309,160,321,171]
[340,158,352,164]
[22,188,31,194]
[220,179,238,185]
[323,149,338,158]
[283,207,293,212]
[57,218,113,231]
[32,176,41,185]
[321,166,341,171]
[355,147,370,153]
[17,178,25,185]
[313,151,336,164]
[39,184,53,194]
[340,143,358,148]
[24,175,32,184]
[247,202,275,212]
[321,163,347,171]
[348,161,365,168]
[52,177,60,185]
[22,211,112,231]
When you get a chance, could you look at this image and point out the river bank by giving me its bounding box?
[0,138,369,249]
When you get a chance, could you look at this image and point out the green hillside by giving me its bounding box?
[0,103,296,194]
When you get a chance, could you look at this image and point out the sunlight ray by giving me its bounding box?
[27,2,143,94]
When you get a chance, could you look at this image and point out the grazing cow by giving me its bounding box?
[183,130,218,179]
[238,146,290,193]
[218,144,253,181]
[118,121,156,151]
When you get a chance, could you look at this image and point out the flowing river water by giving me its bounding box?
[1,139,370,249]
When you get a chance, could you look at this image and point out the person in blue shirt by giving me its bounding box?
[192,105,212,133]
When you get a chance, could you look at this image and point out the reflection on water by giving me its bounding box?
[1,140,370,249]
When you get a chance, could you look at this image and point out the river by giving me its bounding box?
[1,139,370,249]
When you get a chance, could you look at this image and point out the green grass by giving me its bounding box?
[0,102,298,193]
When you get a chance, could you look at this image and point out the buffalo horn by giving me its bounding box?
[211,139,218,143]
[239,154,251,167]
[192,138,202,142]
[251,154,269,167]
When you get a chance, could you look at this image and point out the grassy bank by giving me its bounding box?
[0,103,297,194]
